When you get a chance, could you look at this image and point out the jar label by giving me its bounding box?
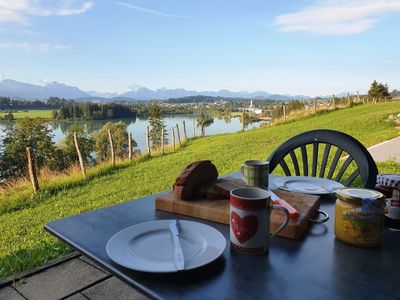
[342,207,384,242]
[386,199,400,220]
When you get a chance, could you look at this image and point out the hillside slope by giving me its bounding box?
[1,102,399,278]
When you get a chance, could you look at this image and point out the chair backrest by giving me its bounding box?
[267,129,378,189]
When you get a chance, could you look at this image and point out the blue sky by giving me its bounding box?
[0,0,399,96]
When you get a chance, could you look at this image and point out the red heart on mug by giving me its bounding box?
[231,211,259,243]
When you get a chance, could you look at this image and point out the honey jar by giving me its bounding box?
[335,188,385,247]
[376,174,400,230]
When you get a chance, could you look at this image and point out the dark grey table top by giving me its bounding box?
[45,174,400,300]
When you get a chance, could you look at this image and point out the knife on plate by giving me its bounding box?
[170,219,185,271]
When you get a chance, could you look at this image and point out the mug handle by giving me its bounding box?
[270,205,290,238]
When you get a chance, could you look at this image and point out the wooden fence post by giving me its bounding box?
[73,132,86,177]
[332,94,336,109]
[241,112,245,132]
[108,129,115,166]
[26,147,39,193]
[161,128,165,155]
[171,127,176,151]
[283,104,287,122]
[182,120,187,141]
[146,126,151,156]
[176,124,181,146]
[313,99,317,115]
[128,132,133,161]
[347,93,352,106]
[356,91,361,103]
[193,119,196,138]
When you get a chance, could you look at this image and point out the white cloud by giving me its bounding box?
[116,1,189,18]
[273,0,400,35]
[0,0,93,24]
[0,42,71,52]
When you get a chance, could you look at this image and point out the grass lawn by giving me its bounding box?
[0,109,53,119]
[0,102,400,278]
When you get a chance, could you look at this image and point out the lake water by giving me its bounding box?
[0,115,261,151]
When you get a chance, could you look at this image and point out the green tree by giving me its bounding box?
[222,107,232,122]
[148,103,167,149]
[93,121,136,161]
[368,80,389,99]
[240,112,251,130]
[197,112,214,136]
[0,118,57,178]
[61,125,95,165]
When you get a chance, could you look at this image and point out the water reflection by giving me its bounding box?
[1,115,261,151]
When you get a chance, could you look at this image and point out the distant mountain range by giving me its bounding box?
[0,79,89,100]
[116,85,310,101]
[0,79,311,101]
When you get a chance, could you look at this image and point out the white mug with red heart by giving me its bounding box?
[230,187,290,255]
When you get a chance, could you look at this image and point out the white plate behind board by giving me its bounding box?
[106,220,226,273]
[273,176,344,195]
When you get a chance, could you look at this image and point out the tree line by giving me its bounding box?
[53,102,136,120]
[0,96,69,110]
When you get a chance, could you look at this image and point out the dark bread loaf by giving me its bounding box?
[195,180,216,198]
[173,160,218,200]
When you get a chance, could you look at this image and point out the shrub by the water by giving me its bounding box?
[92,121,137,161]
[0,118,58,179]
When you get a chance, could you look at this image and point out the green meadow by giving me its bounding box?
[0,110,53,119]
[1,102,400,279]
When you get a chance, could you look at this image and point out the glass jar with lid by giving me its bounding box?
[335,188,385,247]
[376,174,400,230]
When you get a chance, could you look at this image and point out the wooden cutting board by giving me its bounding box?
[155,190,321,239]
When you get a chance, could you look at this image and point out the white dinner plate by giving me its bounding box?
[106,220,226,273]
[273,176,344,195]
